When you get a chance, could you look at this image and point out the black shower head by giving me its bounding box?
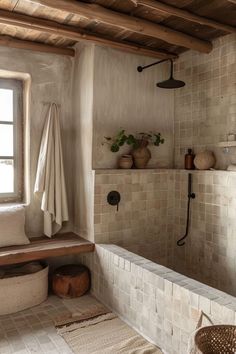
[156,60,185,89]
[137,58,185,90]
[156,78,185,89]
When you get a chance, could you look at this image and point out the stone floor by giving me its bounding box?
[0,294,101,354]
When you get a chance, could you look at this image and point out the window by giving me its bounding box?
[0,79,23,202]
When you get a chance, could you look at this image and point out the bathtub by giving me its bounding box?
[78,244,236,354]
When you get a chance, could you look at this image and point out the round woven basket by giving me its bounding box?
[195,325,236,354]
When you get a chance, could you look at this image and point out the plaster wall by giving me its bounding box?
[92,46,175,169]
[73,43,95,242]
[0,47,74,237]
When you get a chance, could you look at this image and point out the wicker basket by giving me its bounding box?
[195,325,236,354]
[0,263,48,315]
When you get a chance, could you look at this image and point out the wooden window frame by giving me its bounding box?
[0,78,23,203]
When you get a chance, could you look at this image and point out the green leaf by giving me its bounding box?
[117,129,125,138]
[127,134,135,145]
[111,144,119,152]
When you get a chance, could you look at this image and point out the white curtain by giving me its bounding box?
[34,103,69,237]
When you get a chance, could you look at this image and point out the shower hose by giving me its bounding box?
[177,173,195,247]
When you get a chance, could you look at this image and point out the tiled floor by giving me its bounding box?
[0,294,100,354]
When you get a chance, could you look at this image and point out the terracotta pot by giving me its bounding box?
[194,150,216,170]
[118,154,133,169]
[132,140,151,169]
[52,264,90,299]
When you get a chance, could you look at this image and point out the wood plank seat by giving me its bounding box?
[0,233,94,266]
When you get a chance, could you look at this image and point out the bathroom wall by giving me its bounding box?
[73,43,95,242]
[0,46,74,237]
[171,33,236,296]
[79,35,236,298]
[94,168,236,297]
[174,33,236,169]
[94,169,174,266]
[173,170,236,297]
[92,45,175,169]
[72,43,175,241]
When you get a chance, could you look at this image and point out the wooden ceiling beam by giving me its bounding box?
[25,0,212,53]
[0,34,75,56]
[137,0,236,34]
[0,9,177,59]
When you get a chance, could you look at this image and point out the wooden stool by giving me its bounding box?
[52,264,90,298]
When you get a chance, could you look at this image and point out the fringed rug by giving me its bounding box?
[54,304,162,354]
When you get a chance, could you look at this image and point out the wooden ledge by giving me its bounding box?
[0,233,94,266]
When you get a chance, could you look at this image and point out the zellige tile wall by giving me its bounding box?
[174,34,236,170]
[173,170,236,297]
[94,168,236,297]
[94,170,174,266]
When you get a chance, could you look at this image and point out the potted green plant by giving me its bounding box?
[103,129,164,169]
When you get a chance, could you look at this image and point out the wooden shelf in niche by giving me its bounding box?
[218,141,236,148]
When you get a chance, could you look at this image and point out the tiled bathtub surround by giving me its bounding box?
[79,244,236,354]
[174,33,236,170]
[94,169,236,297]
[94,169,174,266]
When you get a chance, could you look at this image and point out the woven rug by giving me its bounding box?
[55,306,162,354]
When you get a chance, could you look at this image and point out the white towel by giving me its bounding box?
[34,103,69,237]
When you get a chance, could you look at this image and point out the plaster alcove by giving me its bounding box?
[72,42,175,242]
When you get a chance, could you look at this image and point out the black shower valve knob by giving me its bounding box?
[107,191,121,211]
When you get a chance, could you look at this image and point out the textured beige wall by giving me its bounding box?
[94,168,236,297]
[92,46,175,169]
[94,169,174,266]
[73,43,176,240]
[73,43,95,242]
[0,47,74,237]
[173,170,236,297]
[174,34,236,169]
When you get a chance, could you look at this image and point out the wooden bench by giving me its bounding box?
[0,233,94,266]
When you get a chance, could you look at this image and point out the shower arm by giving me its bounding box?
[137,58,171,72]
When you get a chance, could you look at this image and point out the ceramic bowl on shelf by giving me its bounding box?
[118,154,133,169]
[194,150,216,170]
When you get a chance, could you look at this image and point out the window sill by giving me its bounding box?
[0,202,27,207]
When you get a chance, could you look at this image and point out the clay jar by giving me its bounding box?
[132,140,151,169]
[118,154,133,169]
[52,264,90,299]
[194,150,216,170]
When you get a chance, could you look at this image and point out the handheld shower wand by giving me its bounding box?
[177,173,195,247]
